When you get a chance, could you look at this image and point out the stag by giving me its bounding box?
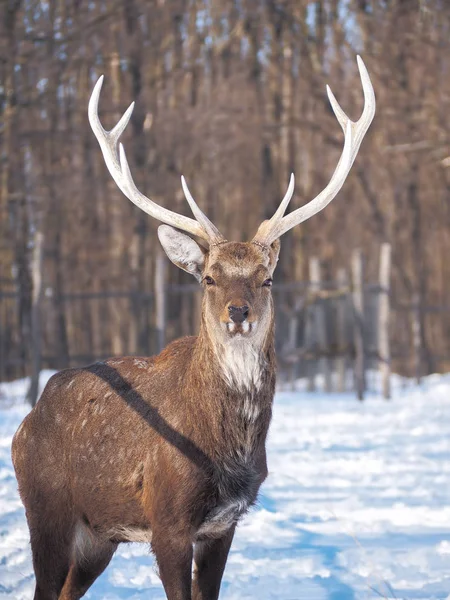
[12,57,375,600]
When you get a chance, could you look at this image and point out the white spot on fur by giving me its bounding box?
[193,559,199,578]
[107,526,152,543]
[72,521,114,565]
[217,337,264,392]
[81,419,87,428]
[133,359,147,369]
[73,522,90,563]
[196,499,249,538]
[242,396,260,422]
[66,380,75,390]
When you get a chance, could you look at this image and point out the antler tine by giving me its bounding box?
[88,76,225,244]
[252,56,376,247]
[181,176,225,243]
[271,173,296,222]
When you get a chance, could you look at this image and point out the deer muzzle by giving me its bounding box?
[228,304,250,324]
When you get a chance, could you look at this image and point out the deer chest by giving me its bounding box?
[194,390,270,540]
[196,455,262,540]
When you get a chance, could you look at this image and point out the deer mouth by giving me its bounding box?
[225,321,255,336]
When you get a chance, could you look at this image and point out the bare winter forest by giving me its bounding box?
[1,0,450,385]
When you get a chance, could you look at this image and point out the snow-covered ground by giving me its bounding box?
[1,371,450,599]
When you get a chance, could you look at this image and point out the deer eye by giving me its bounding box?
[204,276,215,286]
[262,278,273,288]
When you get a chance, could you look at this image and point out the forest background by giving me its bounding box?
[1,0,449,381]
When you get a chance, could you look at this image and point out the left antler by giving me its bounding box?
[252,56,376,247]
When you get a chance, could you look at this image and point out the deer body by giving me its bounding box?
[13,242,278,600]
[12,58,375,599]
[14,333,274,541]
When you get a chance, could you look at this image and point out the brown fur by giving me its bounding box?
[12,241,280,600]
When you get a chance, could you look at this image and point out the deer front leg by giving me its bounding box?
[192,526,235,600]
[152,527,193,600]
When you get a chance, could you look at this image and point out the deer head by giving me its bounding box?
[88,56,375,347]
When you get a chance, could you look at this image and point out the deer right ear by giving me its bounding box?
[158,225,206,282]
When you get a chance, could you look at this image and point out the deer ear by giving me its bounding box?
[158,225,206,282]
[268,239,281,272]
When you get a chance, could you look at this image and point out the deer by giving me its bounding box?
[11,56,375,600]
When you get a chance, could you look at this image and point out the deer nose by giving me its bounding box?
[228,305,249,323]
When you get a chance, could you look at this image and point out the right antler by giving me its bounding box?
[88,76,225,245]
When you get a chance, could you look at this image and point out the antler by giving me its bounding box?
[253,56,376,247]
[88,76,225,244]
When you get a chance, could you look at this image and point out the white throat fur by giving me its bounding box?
[216,335,265,392]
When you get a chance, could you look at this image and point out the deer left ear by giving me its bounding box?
[268,239,281,272]
[158,225,206,282]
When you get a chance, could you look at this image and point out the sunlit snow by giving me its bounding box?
[1,371,449,599]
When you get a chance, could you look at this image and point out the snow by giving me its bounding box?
[1,371,450,599]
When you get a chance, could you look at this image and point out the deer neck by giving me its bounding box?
[193,315,276,394]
